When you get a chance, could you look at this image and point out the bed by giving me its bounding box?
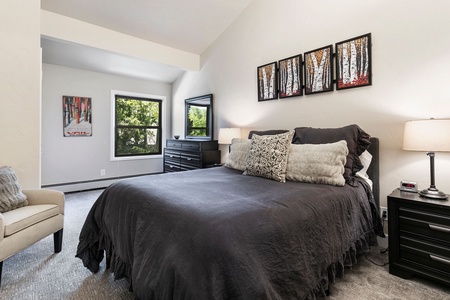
[76,125,384,300]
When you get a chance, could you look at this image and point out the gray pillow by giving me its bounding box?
[285,141,348,186]
[244,131,294,182]
[225,138,251,171]
[0,166,28,213]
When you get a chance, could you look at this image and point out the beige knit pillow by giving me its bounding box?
[225,138,251,171]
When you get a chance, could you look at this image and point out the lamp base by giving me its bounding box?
[419,188,448,200]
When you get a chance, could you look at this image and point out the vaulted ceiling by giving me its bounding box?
[40,0,253,82]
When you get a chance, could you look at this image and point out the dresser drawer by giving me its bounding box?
[167,141,182,148]
[400,236,450,274]
[399,207,450,243]
[181,142,200,151]
[180,164,199,171]
[164,150,181,160]
[164,163,181,172]
[167,140,201,151]
[164,139,220,173]
[180,153,201,167]
[164,158,179,166]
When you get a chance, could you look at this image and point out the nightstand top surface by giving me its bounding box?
[389,188,450,207]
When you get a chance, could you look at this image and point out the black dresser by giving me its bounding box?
[163,139,221,172]
[388,188,450,287]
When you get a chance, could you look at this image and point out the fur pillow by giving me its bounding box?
[244,131,294,182]
[0,166,28,213]
[293,124,371,185]
[225,138,251,171]
[285,141,348,186]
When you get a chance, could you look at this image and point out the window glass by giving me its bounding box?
[114,95,162,157]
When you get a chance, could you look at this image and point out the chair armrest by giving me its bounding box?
[22,189,65,214]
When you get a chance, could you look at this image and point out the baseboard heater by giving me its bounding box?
[41,172,162,193]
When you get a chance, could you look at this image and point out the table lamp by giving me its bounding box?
[218,128,241,152]
[403,118,450,200]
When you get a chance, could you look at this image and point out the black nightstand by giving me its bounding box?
[388,188,450,287]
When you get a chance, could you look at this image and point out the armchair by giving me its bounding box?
[0,189,64,287]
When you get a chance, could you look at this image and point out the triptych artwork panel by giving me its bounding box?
[257,33,372,101]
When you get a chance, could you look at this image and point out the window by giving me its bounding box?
[113,93,162,158]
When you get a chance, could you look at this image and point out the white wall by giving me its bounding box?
[0,1,41,188]
[41,64,172,192]
[41,10,199,72]
[172,0,450,207]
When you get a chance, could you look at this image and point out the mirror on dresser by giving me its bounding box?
[164,94,219,173]
[185,94,213,141]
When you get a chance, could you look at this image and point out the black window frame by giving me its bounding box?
[114,94,162,157]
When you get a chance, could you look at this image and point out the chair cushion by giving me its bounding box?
[2,204,60,236]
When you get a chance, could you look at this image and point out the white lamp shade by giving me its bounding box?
[218,128,241,144]
[403,119,450,152]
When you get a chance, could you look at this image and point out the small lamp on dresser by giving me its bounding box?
[402,118,450,200]
[218,128,241,152]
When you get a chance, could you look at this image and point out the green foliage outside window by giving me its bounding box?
[115,96,161,156]
[187,106,207,137]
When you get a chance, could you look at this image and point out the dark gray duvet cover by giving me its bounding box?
[76,167,383,300]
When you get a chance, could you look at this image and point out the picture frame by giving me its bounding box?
[278,55,303,98]
[335,33,372,90]
[257,62,278,101]
[304,45,333,95]
[63,96,92,137]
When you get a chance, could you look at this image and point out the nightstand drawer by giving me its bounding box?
[401,236,450,274]
[400,207,450,243]
[388,189,450,286]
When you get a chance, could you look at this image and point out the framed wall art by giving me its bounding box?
[257,62,278,101]
[304,45,333,95]
[335,33,372,90]
[278,55,303,98]
[63,95,92,137]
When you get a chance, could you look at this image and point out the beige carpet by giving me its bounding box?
[1,189,449,299]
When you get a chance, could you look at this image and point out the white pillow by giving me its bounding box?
[285,141,348,186]
[225,138,251,171]
[355,150,373,189]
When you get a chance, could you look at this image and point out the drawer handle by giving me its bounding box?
[430,254,450,266]
[429,224,450,233]
[187,158,192,160]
